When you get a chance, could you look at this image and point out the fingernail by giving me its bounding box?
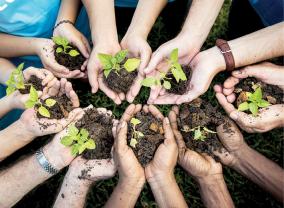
[165,117,170,124]
[233,70,241,74]
[230,112,238,120]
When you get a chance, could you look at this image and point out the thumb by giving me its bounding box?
[72,37,90,59]
[87,63,99,93]
[139,47,151,71]
[116,121,128,149]
[144,50,166,74]
[176,90,199,104]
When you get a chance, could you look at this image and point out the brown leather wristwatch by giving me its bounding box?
[216,39,235,71]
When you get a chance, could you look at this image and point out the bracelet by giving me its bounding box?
[54,20,74,30]
[35,148,59,175]
[215,39,235,71]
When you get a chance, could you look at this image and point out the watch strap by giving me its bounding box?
[216,39,235,71]
[35,148,59,175]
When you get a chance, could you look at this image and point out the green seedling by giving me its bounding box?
[6,63,26,95]
[238,87,270,116]
[52,36,80,57]
[97,50,141,78]
[129,118,144,148]
[24,86,57,118]
[142,48,187,89]
[182,125,216,142]
[61,124,96,156]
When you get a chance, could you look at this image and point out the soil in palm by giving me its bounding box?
[19,75,43,94]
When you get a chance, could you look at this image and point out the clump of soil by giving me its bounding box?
[127,112,164,167]
[234,77,283,107]
[19,75,43,94]
[54,44,85,71]
[75,108,114,160]
[177,99,227,160]
[166,65,191,95]
[104,63,137,94]
[36,95,74,119]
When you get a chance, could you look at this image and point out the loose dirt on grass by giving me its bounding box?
[127,112,164,167]
[19,75,43,94]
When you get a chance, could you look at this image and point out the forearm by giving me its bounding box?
[0,58,16,84]
[0,95,15,119]
[197,175,234,208]
[55,0,80,24]
[53,170,92,208]
[125,0,167,39]
[82,0,118,45]
[0,120,35,161]
[148,174,188,208]
[180,0,224,47]
[232,144,284,201]
[105,177,145,208]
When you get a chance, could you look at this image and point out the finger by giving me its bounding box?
[223,77,240,89]
[118,92,126,101]
[142,105,149,113]
[81,59,89,71]
[81,35,91,55]
[227,93,236,103]
[87,64,99,93]
[120,104,136,122]
[148,85,163,104]
[176,90,200,105]
[69,90,80,107]
[59,78,68,96]
[41,69,55,86]
[126,73,144,103]
[72,36,90,59]
[139,47,151,71]
[213,148,234,166]
[45,79,61,98]
[144,49,165,74]
[152,93,180,105]
[98,77,122,105]
[168,110,178,130]
[163,117,175,146]
[215,92,236,115]
[46,60,70,74]
[173,129,186,150]
[112,119,119,138]
[116,121,128,149]
[148,105,164,120]
[171,105,179,115]
[213,84,223,93]
[223,87,235,96]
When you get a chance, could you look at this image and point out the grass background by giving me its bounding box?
[1,0,283,207]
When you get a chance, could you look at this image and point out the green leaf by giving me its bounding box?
[257,99,270,108]
[137,131,144,138]
[163,80,171,89]
[52,36,68,46]
[68,124,79,136]
[203,127,216,134]
[56,47,63,53]
[6,86,16,95]
[114,50,128,63]
[141,77,157,87]
[104,68,112,78]
[61,136,73,146]
[131,118,141,126]
[130,138,138,148]
[71,144,80,156]
[24,100,36,108]
[249,102,259,116]
[238,102,249,111]
[193,128,202,140]
[170,48,178,62]
[38,106,50,118]
[16,81,25,89]
[29,85,38,102]
[97,53,113,69]
[250,87,262,102]
[85,139,96,149]
[111,57,117,65]
[45,98,56,107]
[69,49,80,57]
[17,63,24,72]
[80,128,89,141]
[78,144,87,154]
[171,62,187,83]
[124,58,141,72]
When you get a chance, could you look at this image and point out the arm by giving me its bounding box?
[55,0,80,24]
[0,58,16,84]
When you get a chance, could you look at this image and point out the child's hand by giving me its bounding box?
[121,35,151,103]
[34,38,84,78]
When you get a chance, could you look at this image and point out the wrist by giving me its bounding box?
[65,167,94,187]
[196,173,224,186]
[16,119,37,140]
[119,175,145,191]
[231,143,252,169]
[32,38,47,56]
[147,171,175,189]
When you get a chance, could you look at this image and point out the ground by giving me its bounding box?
[2,1,283,207]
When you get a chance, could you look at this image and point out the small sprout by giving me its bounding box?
[97,50,141,78]
[52,36,80,57]
[129,118,144,148]
[61,124,96,156]
[6,63,25,95]
[238,87,270,116]
[141,48,187,90]
[181,126,216,142]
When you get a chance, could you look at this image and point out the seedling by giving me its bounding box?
[129,118,144,148]
[6,63,26,95]
[97,50,141,78]
[181,125,216,142]
[61,124,96,156]
[52,36,80,57]
[24,86,57,118]
[238,87,270,116]
[142,48,187,89]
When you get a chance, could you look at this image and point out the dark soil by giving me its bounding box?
[104,66,137,94]
[127,112,164,167]
[36,95,74,120]
[19,75,43,94]
[234,77,283,107]
[75,108,114,160]
[177,99,227,160]
[166,65,191,95]
[54,44,85,71]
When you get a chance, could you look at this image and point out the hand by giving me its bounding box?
[87,43,124,104]
[53,23,91,71]
[148,47,225,104]
[114,104,145,181]
[34,38,84,78]
[168,106,222,181]
[121,35,152,102]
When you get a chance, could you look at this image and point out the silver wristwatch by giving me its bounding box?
[35,148,59,175]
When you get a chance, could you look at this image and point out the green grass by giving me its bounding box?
[4,1,283,207]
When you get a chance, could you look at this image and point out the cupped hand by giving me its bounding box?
[87,43,125,104]
[168,107,222,180]
[121,35,152,103]
[214,85,284,133]
[34,38,84,78]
